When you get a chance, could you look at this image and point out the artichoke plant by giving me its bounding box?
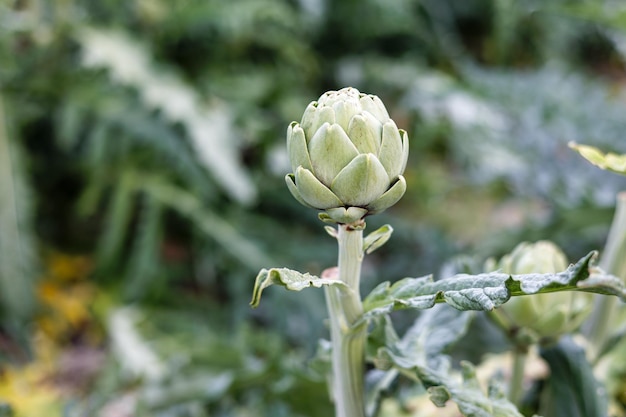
[285,87,408,224]
[488,241,592,342]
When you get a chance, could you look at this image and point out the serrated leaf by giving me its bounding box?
[428,385,451,407]
[364,368,398,417]
[363,224,393,254]
[376,317,524,417]
[78,28,257,204]
[250,268,349,308]
[569,142,626,175]
[405,304,475,363]
[361,252,625,323]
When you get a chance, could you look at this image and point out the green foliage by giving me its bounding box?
[2,0,626,416]
[72,306,333,417]
[0,98,38,323]
[252,251,625,321]
[537,337,608,417]
[371,307,523,417]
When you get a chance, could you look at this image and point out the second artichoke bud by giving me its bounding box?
[285,87,409,224]
[487,241,592,343]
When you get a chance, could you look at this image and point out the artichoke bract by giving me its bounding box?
[285,87,409,224]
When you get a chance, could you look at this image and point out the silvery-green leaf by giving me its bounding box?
[347,114,379,154]
[285,173,314,208]
[301,103,336,141]
[294,166,343,209]
[324,206,368,224]
[286,122,312,173]
[366,175,406,214]
[331,153,390,206]
[405,304,475,362]
[360,251,625,324]
[359,94,390,122]
[363,224,394,254]
[373,314,523,417]
[364,368,399,417]
[378,120,404,180]
[250,267,349,308]
[308,123,359,186]
[569,142,626,175]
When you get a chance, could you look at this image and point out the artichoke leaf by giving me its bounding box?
[367,175,407,214]
[324,207,368,224]
[308,123,359,186]
[286,122,313,173]
[301,103,336,141]
[331,153,389,206]
[359,95,390,121]
[400,129,409,175]
[285,174,314,208]
[347,114,379,154]
[333,99,361,132]
[378,120,404,180]
[295,167,344,209]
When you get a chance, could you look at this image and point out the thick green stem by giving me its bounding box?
[324,224,367,417]
[508,346,527,406]
[583,192,626,357]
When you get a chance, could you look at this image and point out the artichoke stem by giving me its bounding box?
[324,224,366,417]
[508,345,528,406]
[583,191,626,359]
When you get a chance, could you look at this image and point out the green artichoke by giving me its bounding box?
[285,87,408,224]
[488,241,592,342]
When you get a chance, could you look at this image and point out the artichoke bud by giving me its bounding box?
[285,87,408,224]
[489,241,592,343]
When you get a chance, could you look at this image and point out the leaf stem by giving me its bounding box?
[324,224,367,417]
[583,192,626,357]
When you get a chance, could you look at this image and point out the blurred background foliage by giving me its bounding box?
[1,0,626,416]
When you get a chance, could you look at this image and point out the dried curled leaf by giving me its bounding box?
[250,267,349,308]
[569,142,626,175]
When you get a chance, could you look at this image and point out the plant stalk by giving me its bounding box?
[583,192,626,357]
[324,224,367,417]
[508,346,527,406]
